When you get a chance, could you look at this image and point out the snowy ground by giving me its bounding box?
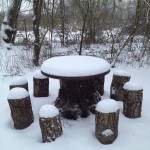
[0,65,150,150]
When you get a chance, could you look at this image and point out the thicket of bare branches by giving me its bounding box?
[0,0,150,68]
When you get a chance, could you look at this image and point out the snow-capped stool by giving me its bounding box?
[123,82,143,118]
[110,70,131,101]
[95,99,119,144]
[39,104,63,143]
[7,88,34,129]
[33,70,49,97]
[9,76,28,91]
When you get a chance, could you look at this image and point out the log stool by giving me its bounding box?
[33,70,49,97]
[110,70,131,101]
[95,99,119,144]
[7,88,34,129]
[9,76,28,91]
[39,104,63,143]
[123,81,143,118]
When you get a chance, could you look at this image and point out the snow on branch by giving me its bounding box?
[143,0,150,23]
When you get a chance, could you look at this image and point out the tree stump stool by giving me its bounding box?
[7,88,34,129]
[95,99,119,144]
[33,70,49,97]
[110,70,131,101]
[123,81,143,118]
[39,104,63,143]
[9,76,28,91]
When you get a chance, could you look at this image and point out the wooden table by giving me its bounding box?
[41,56,110,119]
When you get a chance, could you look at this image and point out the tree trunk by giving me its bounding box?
[8,96,34,129]
[33,77,49,97]
[10,82,28,91]
[1,0,22,44]
[95,110,119,144]
[39,115,63,143]
[50,0,55,57]
[79,1,89,55]
[33,0,43,66]
[123,89,143,118]
[110,74,130,101]
[55,76,105,120]
[60,0,65,47]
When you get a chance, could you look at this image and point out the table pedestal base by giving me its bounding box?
[55,77,104,119]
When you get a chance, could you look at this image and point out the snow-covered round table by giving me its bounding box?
[41,56,110,119]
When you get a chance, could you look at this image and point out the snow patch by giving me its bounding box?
[41,56,110,77]
[123,81,143,91]
[113,70,130,77]
[33,70,48,79]
[101,129,114,137]
[96,99,119,113]
[39,104,59,118]
[10,76,28,85]
[8,87,29,99]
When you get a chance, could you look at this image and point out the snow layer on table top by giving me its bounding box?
[123,81,143,91]
[96,99,119,113]
[39,104,59,118]
[8,88,29,99]
[41,56,110,77]
[113,69,130,77]
[10,76,28,85]
[33,70,47,79]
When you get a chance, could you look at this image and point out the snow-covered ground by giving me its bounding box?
[0,65,150,150]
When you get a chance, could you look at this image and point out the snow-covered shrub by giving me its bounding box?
[0,45,35,75]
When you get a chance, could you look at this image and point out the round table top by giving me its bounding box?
[41,56,110,80]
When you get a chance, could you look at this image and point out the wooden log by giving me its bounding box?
[95,99,119,144]
[123,82,143,118]
[39,105,63,143]
[33,70,49,97]
[55,77,103,120]
[110,70,130,101]
[9,76,28,91]
[7,88,34,129]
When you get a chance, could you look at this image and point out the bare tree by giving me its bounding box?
[110,0,144,67]
[1,0,22,45]
[33,0,43,66]
[60,0,65,46]
[73,0,89,55]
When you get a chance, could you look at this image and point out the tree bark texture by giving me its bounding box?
[33,77,49,97]
[2,0,22,43]
[110,75,130,101]
[60,0,65,47]
[79,5,89,55]
[39,115,63,143]
[55,76,105,120]
[123,89,143,118]
[9,83,28,91]
[33,0,43,66]
[8,96,34,129]
[95,110,119,144]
